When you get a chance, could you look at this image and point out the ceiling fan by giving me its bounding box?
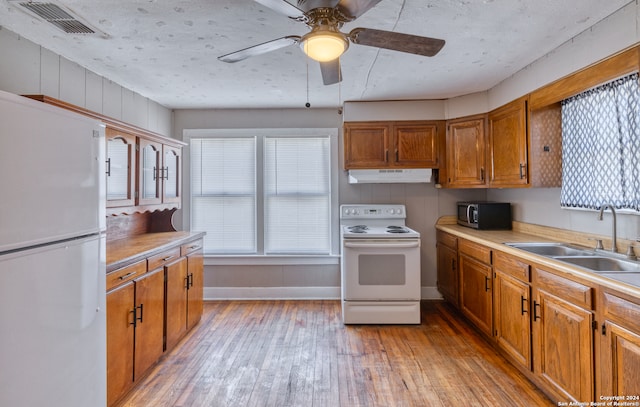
[218,0,445,85]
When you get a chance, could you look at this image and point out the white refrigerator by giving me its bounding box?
[0,90,106,407]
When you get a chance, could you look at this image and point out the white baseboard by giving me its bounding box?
[203,286,443,300]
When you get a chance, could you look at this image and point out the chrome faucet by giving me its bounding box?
[597,203,617,253]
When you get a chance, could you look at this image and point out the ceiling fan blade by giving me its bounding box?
[218,36,301,63]
[349,28,445,57]
[320,59,342,85]
[296,0,341,12]
[336,0,382,19]
[253,0,305,19]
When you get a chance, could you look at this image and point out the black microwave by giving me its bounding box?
[457,201,512,230]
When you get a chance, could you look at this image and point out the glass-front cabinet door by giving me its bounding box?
[162,146,181,204]
[138,139,162,205]
[106,128,136,208]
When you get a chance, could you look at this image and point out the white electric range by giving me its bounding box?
[340,204,421,324]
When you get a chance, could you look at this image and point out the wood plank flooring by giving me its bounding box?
[114,300,553,407]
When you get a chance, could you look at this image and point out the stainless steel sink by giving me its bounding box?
[504,242,595,257]
[553,256,640,273]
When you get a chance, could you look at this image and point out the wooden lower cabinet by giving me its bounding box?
[133,268,166,379]
[601,322,640,397]
[532,288,594,402]
[494,271,531,369]
[186,245,204,330]
[106,267,164,405]
[600,290,640,398]
[493,252,532,370]
[436,231,458,306]
[459,252,493,336]
[164,257,189,351]
[107,237,205,406]
[106,281,135,406]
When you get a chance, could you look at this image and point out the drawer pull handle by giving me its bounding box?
[533,301,541,321]
[162,255,174,262]
[136,304,144,324]
[129,308,137,327]
[521,296,527,315]
[118,271,137,280]
[189,245,200,250]
[484,276,491,292]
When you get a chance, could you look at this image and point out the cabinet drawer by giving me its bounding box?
[106,260,146,291]
[602,290,640,333]
[459,239,491,264]
[494,251,530,282]
[181,239,203,256]
[147,247,181,271]
[533,267,593,309]
[436,230,457,249]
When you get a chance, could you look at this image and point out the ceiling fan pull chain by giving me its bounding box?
[305,58,311,108]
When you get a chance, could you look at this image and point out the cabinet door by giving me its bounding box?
[436,241,458,306]
[446,117,487,187]
[343,122,390,169]
[165,257,188,351]
[488,97,528,187]
[533,289,593,402]
[186,247,204,329]
[394,122,439,168]
[133,268,165,380]
[138,139,162,205]
[106,282,135,406]
[601,322,640,398]
[162,145,181,205]
[459,253,493,336]
[106,128,136,208]
[494,271,531,370]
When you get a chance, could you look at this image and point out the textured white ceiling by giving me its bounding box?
[0,0,633,109]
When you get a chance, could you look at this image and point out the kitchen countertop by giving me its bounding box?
[107,231,206,273]
[436,218,640,298]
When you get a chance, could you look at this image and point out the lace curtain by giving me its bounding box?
[560,73,640,212]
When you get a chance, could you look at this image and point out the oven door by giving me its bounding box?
[342,238,421,301]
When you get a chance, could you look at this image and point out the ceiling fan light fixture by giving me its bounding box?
[301,30,348,62]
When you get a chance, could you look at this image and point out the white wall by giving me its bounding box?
[0,27,173,137]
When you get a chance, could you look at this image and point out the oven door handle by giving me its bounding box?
[344,241,420,249]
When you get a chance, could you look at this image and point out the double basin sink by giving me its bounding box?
[504,242,640,286]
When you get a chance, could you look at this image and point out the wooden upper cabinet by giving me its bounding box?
[138,139,163,206]
[394,122,439,167]
[343,122,389,168]
[162,145,182,204]
[343,121,441,169]
[445,115,487,188]
[106,127,137,208]
[488,96,529,187]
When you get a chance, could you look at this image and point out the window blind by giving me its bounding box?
[264,137,331,254]
[191,137,257,253]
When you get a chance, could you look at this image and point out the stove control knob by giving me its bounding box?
[345,209,351,215]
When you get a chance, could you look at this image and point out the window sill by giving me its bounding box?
[204,255,341,266]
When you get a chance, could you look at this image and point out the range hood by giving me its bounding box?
[348,169,433,184]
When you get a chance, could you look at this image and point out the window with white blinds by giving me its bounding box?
[264,137,331,254]
[191,137,257,254]
[190,132,332,255]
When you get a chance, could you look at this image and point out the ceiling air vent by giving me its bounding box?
[8,1,108,37]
